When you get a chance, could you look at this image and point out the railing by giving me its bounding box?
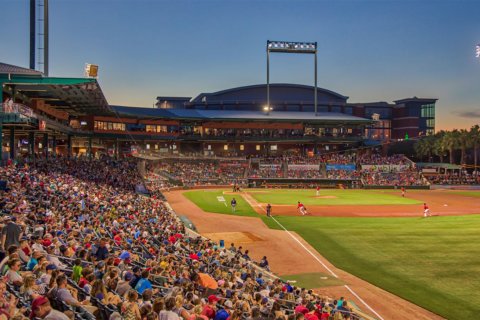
[2,102,37,118]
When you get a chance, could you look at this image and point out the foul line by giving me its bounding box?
[241,192,384,320]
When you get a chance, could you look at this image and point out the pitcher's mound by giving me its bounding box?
[314,196,337,199]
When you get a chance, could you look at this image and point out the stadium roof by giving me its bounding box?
[191,83,349,103]
[0,62,44,76]
[112,105,371,123]
[394,97,438,104]
[1,63,112,116]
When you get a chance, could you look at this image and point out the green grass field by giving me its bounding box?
[266,215,480,320]
[184,188,480,319]
[248,188,422,205]
[183,190,258,216]
[449,191,480,198]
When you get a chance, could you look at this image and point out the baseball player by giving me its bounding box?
[423,203,430,218]
[297,201,308,216]
[316,186,320,196]
[231,198,237,213]
[401,187,406,198]
[266,203,272,217]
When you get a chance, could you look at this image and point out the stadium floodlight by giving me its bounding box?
[263,105,273,115]
[266,40,319,116]
[267,41,317,54]
[476,44,480,58]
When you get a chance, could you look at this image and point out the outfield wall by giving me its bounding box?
[248,178,361,188]
[430,184,480,190]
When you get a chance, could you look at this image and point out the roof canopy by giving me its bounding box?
[112,105,371,124]
[1,65,112,116]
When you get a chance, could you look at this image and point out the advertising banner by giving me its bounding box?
[326,164,356,171]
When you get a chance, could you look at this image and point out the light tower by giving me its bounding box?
[266,41,318,116]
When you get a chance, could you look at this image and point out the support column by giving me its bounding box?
[88,137,92,160]
[29,132,35,164]
[9,127,15,161]
[67,134,72,159]
[43,133,48,160]
[52,135,56,158]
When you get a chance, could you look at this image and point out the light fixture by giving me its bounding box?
[267,41,317,54]
[476,44,480,58]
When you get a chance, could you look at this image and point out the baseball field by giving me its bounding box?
[179,188,480,320]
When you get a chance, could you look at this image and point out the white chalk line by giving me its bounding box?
[241,192,384,320]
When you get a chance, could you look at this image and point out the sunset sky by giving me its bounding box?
[2,0,480,130]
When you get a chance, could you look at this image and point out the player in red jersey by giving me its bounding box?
[316,186,320,196]
[423,203,430,217]
[401,187,406,197]
[297,201,308,216]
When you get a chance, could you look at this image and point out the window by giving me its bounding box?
[344,107,353,115]
[271,145,277,151]
[421,104,435,118]
[256,145,261,151]
[94,121,125,131]
[240,145,244,151]
[224,144,228,150]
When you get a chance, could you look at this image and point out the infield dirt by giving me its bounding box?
[165,190,444,320]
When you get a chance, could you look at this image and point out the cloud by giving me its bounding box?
[454,110,480,118]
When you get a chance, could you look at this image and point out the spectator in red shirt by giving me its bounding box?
[202,295,220,319]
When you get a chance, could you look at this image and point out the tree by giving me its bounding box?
[433,131,447,163]
[458,129,471,165]
[414,136,435,162]
[442,130,460,164]
[470,125,480,172]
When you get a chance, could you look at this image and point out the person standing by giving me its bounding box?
[266,204,272,217]
[401,187,406,197]
[1,217,22,251]
[423,203,430,218]
[230,198,237,213]
[316,186,320,196]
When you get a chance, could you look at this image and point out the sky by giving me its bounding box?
[1,0,480,130]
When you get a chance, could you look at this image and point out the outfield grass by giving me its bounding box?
[267,215,480,320]
[449,190,480,198]
[248,189,422,205]
[184,188,480,318]
[183,190,258,217]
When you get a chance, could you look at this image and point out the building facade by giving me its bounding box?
[1,63,436,160]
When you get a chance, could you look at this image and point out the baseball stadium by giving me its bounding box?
[1,2,480,320]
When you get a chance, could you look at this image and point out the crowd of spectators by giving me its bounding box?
[149,160,247,186]
[0,158,360,320]
[286,169,323,179]
[249,166,284,179]
[361,169,426,186]
[424,172,480,185]
[325,170,361,181]
[358,154,409,166]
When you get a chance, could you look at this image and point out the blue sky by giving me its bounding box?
[1,0,480,130]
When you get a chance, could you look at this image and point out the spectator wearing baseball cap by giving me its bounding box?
[30,296,69,319]
[202,295,220,319]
